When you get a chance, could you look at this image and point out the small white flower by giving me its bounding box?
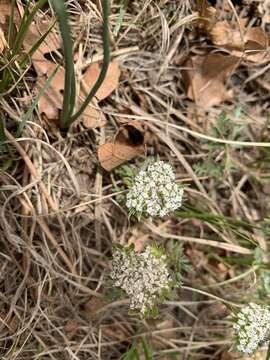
[126,160,184,218]
[233,303,270,354]
[110,245,174,317]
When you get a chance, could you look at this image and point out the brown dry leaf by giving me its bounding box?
[36,61,105,128]
[35,62,65,121]
[0,1,20,31]
[77,93,106,129]
[209,21,269,62]
[196,4,217,32]
[23,21,61,74]
[82,61,121,101]
[97,120,146,171]
[29,23,118,127]
[0,27,7,53]
[182,53,239,108]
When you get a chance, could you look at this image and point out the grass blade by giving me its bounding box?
[49,0,76,128]
[13,0,48,54]
[20,21,56,69]
[16,65,60,136]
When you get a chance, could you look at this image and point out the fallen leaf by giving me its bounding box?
[98,120,146,171]
[196,4,217,32]
[0,27,7,53]
[0,1,20,31]
[82,61,121,101]
[209,21,269,62]
[36,61,105,128]
[78,97,106,129]
[182,53,239,108]
[23,21,61,74]
[35,62,65,121]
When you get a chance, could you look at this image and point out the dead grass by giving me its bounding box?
[0,0,270,359]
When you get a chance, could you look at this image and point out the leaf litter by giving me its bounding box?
[97,120,146,171]
[182,53,239,108]
[27,20,121,128]
[209,20,269,63]
[1,0,270,359]
[0,7,122,129]
[184,1,270,107]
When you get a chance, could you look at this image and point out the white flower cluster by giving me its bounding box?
[126,161,184,217]
[110,245,172,316]
[233,302,270,354]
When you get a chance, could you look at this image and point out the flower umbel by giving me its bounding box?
[233,302,270,354]
[126,160,184,218]
[110,245,174,317]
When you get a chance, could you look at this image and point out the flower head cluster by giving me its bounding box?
[110,245,173,316]
[126,160,184,218]
[233,302,270,354]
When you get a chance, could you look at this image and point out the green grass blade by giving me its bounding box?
[16,65,60,136]
[20,21,56,69]
[141,337,153,360]
[0,113,7,151]
[114,0,129,36]
[49,0,76,128]
[13,0,48,54]
[119,343,140,360]
[7,0,16,45]
[70,0,110,123]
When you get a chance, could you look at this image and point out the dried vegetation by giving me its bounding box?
[0,0,270,359]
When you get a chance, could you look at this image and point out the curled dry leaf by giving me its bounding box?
[209,21,269,62]
[82,61,121,101]
[182,53,239,108]
[97,120,146,171]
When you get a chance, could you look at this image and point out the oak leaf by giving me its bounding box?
[182,53,239,108]
[97,121,146,171]
[209,21,269,63]
[82,61,121,101]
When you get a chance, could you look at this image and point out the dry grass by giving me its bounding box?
[0,0,270,359]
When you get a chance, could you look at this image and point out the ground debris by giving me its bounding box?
[182,53,239,108]
[209,20,269,62]
[98,120,146,171]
